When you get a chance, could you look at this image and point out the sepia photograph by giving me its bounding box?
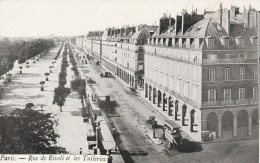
[0,0,259,162]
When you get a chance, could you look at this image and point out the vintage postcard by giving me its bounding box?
[0,0,259,163]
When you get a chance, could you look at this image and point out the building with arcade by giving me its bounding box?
[84,25,157,88]
[143,5,259,141]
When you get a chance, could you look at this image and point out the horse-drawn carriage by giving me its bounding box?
[164,120,183,149]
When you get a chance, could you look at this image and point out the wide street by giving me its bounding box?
[82,58,259,163]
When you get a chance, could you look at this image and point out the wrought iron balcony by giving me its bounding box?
[202,58,257,65]
[202,99,258,107]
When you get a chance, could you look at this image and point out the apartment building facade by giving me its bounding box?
[84,25,157,88]
[143,6,259,141]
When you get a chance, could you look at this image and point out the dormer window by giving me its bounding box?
[168,38,172,47]
[220,36,229,48]
[174,38,179,47]
[182,38,186,47]
[179,38,183,47]
[156,38,161,45]
[235,36,244,48]
[195,38,203,48]
[189,38,194,47]
[250,36,257,46]
[163,38,166,45]
[205,36,214,49]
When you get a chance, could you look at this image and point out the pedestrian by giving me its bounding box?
[79,148,82,155]
[112,128,117,137]
[93,113,97,121]
[107,154,113,163]
[1,87,3,92]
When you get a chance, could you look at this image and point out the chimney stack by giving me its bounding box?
[226,10,230,36]
[248,11,250,26]
[220,3,223,26]
[175,15,182,35]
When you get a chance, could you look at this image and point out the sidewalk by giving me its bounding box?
[85,85,124,163]
[72,47,124,162]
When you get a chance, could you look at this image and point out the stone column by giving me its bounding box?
[233,116,238,137]
[144,82,147,98]
[152,89,155,104]
[165,97,169,112]
[157,91,160,107]
[248,116,252,136]
[134,77,137,89]
[168,99,171,115]
[218,118,222,137]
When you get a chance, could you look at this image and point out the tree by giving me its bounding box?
[2,37,10,44]
[71,78,86,101]
[25,103,34,109]
[53,86,71,112]
[0,108,67,154]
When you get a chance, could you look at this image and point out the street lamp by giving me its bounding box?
[40,81,45,91]
[49,66,53,73]
[39,105,44,114]
[44,72,50,81]
[94,126,101,154]
[19,66,23,74]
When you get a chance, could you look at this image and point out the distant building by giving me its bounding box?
[76,35,84,49]
[84,25,157,88]
[143,5,259,141]
[70,37,77,45]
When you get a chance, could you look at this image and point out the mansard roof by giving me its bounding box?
[132,29,151,39]
[159,26,175,38]
[149,15,257,50]
[151,29,159,38]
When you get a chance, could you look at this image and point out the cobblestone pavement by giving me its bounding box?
[81,60,258,163]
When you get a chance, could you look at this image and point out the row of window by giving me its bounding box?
[148,36,257,49]
[207,53,256,59]
[208,87,258,102]
[208,67,258,81]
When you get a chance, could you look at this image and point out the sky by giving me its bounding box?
[0,0,259,37]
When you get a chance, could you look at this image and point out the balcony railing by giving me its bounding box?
[202,58,257,64]
[202,99,258,107]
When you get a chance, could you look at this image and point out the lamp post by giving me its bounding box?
[40,81,45,91]
[40,105,44,114]
[95,126,101,155]
[19,66,23,74]
[44,72,50,81]
[49,66,53,73]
